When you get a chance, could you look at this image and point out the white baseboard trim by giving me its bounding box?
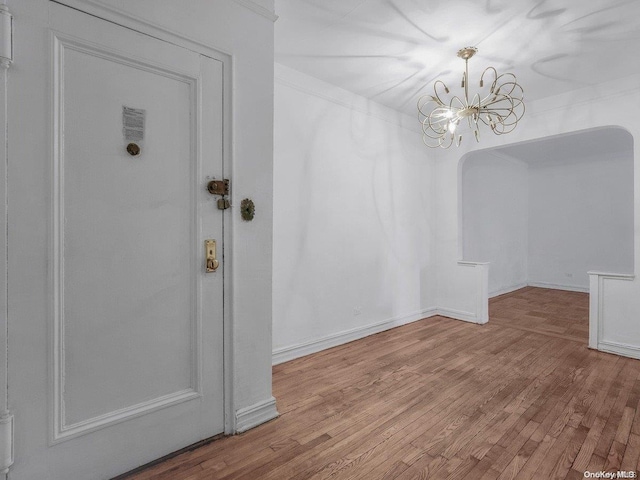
[598,341,640,360]
[489,283,528,298]
[435,307,482,324]
[272,308,437,366]
[235,396,279,434]
[527,281,589,293]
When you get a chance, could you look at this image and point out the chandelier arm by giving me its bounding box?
[516,99,526,119]
[491,108,519,134]
[417,95,433,113]
[439,133,454,149]
[425,114,448,137]
[493,74,520,96]
[469,116,480,143]
[480,66,497,89]
[487,111,507,132]
[449,95,466,111]
[422,135,442,148]
[418,96,443,118]
[423,126,446,140]
[470,93,481,108]
[423,125,445,140]
[493,95,524,126]
[494,120,519,134]
[499,114,521,129]
[480,91,522,107]
[418,94,444,108]
[422,127,446,143]
[433,80,451,106]
[496,106,519,127]
[478,92,499,108]
[476,115,491,127]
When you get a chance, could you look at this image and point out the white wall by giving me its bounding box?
[462,153,528,296]
[273,63,436,363]
[528,150,634,290]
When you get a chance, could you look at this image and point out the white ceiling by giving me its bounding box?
[275,0,640,117]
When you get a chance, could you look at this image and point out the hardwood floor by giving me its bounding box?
[122,287,640,479]
[490,287,589,343]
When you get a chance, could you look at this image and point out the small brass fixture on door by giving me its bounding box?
[126,142,141,156]
[217,198,230,210]
[207,179,231,210]
[207,179,229,196]
[205,239,219,272]
[240,198,255,221]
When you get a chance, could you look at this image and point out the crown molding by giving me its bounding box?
[233,0,278,22]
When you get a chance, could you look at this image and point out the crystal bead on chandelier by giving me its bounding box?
[417,47,525,149]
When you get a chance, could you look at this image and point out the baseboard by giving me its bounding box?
[272,308,437,366]
[527,281,589,293]
[597,341,640,360]
[489,283,528,298]
[435,307,482,324]
[235,396,279,434]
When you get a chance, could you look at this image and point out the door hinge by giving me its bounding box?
[0,5,13,69]
[0,413,14,475]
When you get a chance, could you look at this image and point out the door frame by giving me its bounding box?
[0,16,9,477]
[2,0,237,445]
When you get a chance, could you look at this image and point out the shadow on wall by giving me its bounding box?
[459,126,634,297]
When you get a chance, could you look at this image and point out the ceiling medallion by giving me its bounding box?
[417,47,525,149]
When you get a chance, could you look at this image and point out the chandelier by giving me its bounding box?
[417,47,525,148]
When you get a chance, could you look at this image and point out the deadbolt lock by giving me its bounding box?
[205,239,219,272]
[207,179,229,196]
[207,179,231,210]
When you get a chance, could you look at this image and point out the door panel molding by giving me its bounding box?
[53,390,201,443]
[50,32,204,444]
[50,0,236,435]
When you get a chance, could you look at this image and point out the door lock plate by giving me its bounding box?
[205,239,219,272]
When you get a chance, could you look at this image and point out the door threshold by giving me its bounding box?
[111,433,226,479]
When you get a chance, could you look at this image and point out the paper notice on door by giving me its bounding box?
[122,106,146,142]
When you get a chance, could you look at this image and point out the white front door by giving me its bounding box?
[8,3,225,479]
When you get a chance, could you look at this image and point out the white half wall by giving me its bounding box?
[273,63,436,363]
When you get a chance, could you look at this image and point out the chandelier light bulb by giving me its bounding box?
[417,47,525,149]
